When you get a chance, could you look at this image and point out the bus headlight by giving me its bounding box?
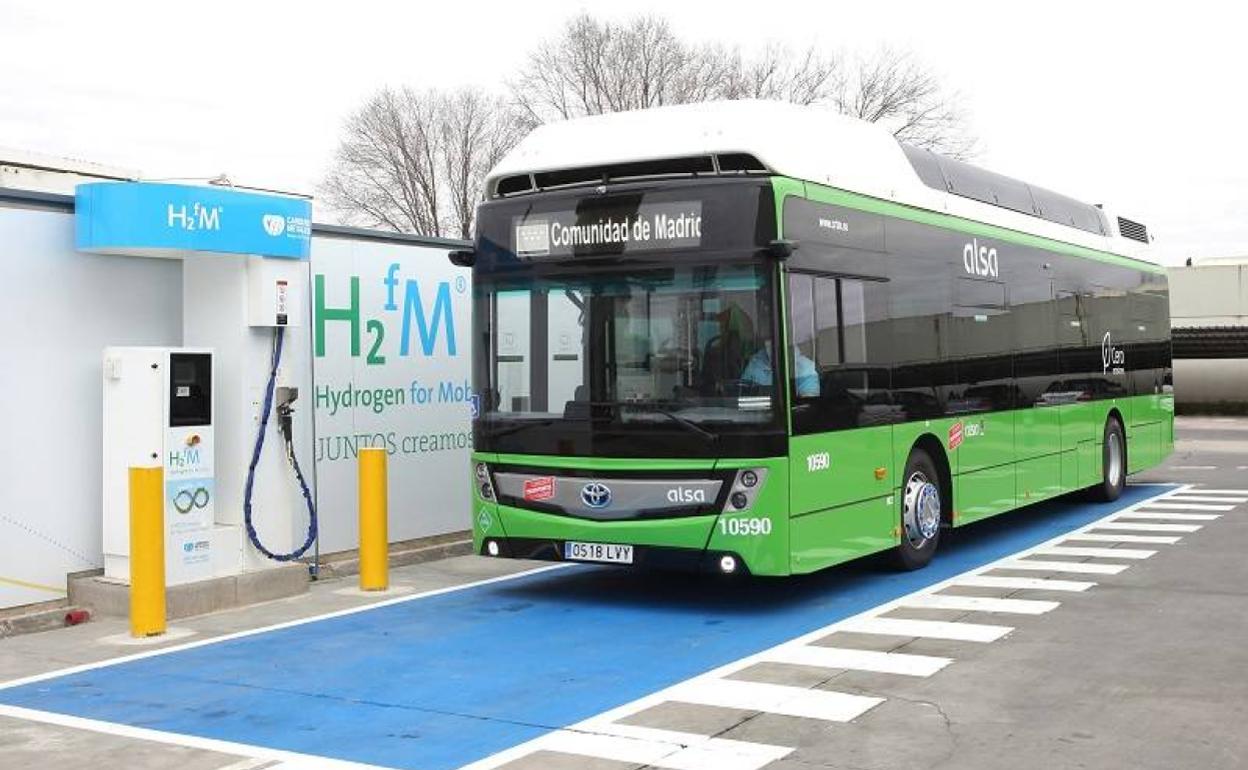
[475,462,496,500]
[723,468,766,512]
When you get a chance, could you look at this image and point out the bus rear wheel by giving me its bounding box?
[1094,417,1127,502]
[894,448,942,570]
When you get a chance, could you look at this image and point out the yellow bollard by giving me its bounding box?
[129,466,166,637]
[358,447,389,591]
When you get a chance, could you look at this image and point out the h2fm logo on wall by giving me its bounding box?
[314,264,466,365]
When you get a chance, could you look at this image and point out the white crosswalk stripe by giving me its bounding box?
[667,678,883,722]
[837,616,1013,642]
[1183,488,1248,494]
[1136,502,1234,511]
[536,725,793,770]
[992,559,1129,575]
[1165,495,1248,503]
[1090,522,1202,533]
[955,574,1095,592]
[1063,533,1182,544]
[902,593,1060,615]
[761,645,951,677]
[1034,545,1155,559]
[1115,511,1220,521]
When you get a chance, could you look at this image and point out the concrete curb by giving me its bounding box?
[0,604,91,638]
[69,562,310,620]
[314,539,473,580]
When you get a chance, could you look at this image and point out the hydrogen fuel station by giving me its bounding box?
[81,181,320,587]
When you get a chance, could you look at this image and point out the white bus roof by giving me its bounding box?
[486,100,1154,264]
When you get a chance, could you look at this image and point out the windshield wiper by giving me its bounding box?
[583,400,718,443]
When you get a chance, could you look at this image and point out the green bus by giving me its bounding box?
[454,101,1173,576]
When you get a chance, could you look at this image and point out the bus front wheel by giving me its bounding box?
[894,448,942,570]
[1093,417,1127,502]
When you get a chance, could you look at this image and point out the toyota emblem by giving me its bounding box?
[580,482,612,509]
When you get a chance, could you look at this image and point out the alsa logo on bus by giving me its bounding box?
[666,486,707,504]
[963,238,1000,278]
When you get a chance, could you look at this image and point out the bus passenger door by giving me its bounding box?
[1056,290,1102,490]
[786,274,895,573]
[950,278,1015,522]
[1013,277,1062,502]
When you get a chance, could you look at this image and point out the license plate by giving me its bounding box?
[564,541,634,564]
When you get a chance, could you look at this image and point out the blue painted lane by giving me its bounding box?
[0,486,1162,770]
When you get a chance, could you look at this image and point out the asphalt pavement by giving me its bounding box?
[0,416,1244,770]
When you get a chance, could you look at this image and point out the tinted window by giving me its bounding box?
[788,273,891,433]
[782,195,1166,429]
[951,278,1013,412]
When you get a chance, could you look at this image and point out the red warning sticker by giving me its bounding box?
[523,476,556,501]
[948,421,964,451]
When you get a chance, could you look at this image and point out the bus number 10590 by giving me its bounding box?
[719,517,773,536]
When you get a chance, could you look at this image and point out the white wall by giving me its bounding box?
[0,206,182,608]
[1169,263,1248,405]
[1169,263,1248,327]
[309,235,473,553]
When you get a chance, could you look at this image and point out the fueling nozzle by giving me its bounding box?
[276,386,299,452]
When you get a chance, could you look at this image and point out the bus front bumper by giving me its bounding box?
[479,535,750,576]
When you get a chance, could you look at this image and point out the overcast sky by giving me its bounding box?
[2,1,1243,264]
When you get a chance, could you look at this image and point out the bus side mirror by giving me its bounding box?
[448,249,476,267]
[767,239,798,260]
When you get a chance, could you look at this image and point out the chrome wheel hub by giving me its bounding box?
[903,472,941,548]
[1107,432,1124,487]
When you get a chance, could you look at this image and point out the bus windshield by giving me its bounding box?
[474,260,784,458]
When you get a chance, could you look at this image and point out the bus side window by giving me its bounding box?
[788,274,889,434]
[952,277,1012,413]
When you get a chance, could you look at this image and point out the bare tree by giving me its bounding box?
[834,47,977,159]
[323,14,978,235]
[321,87,521,237]
[716,44,841,105]
[439,90,526,238]
[510,14,976,158]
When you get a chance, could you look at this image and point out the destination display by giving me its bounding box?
[513,200,702,257]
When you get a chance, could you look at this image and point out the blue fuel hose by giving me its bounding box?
[242,326,317,562]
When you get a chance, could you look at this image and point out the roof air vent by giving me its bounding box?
[1117,216,1150,243]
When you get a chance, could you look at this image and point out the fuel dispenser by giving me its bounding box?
[241,257,317,562]
[83,181,319,584]
[102,347,216,585]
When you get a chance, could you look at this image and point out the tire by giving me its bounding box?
[894,448,943,570]
[1094,417,1127,502]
